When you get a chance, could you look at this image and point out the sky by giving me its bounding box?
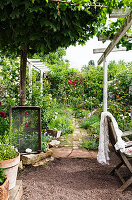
[65,36,132,71]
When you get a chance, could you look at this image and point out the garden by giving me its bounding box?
[0,53,131,150]
[0,50,132,199]
[0,0,132,199]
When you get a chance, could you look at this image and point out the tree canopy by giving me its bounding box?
[1,0,131,56]
[0,0,105,56]
[0,0,131,105]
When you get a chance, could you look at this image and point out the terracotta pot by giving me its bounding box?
[0,154,20,190]
[0,177,9,200]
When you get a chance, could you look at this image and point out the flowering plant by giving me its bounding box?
[0,143,18,161]
[0,102,19,161]
[0,102,9,139]
[66,75,84,108]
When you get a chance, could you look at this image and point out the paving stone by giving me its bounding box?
[69,149,94,158]
[72,146,79,149]
[52,147,73,158]
[52,147,97,159]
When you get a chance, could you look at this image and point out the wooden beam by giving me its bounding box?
[49,0,107,7]
[98,11,132,65]
[93,47,126,54]
[32,63,46,67]
[27,59,40,62]
[98,32,132,41]
[109,8,131,18]
[103,58,107,112]
[98,35,109,41]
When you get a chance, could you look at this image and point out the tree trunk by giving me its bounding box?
[20,45,28,106]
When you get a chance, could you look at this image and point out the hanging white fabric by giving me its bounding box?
[97,112,126,165]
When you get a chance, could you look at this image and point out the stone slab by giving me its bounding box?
[69,149,93,158]
[52,147,73,158]
[52,147,98,159]
[22,150,53,165]
[9,180,23,200]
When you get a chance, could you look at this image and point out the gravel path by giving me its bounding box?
[18,152,132,200]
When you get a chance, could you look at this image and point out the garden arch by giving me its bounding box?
[27,59,49,97]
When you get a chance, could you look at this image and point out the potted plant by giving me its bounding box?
[0,168,9,200]
[0,143,20,190]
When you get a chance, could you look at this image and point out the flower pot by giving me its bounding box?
[0,177,9,200]
[47,129,57,137]
[0,154,20,190]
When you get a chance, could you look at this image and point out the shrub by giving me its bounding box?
[41,133,50,152]
[48,116,74,135]
[80,115,100,133]
[0,143,18,161]
[81,139,99,150]
[75,109,90,118]
[108,61,132,131]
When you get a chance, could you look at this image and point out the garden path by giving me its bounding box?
[52,116,98,159]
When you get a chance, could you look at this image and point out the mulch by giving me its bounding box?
[18,152,132,200]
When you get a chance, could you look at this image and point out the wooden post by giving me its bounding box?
[20,45,28,106]
[103,58,107,112]
[29,63,32,99]
[40,70,43,96]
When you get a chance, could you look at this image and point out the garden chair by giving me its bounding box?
[107,116,132,192]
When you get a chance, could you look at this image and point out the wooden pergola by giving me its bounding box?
[93,10,132,112]
[27,59,49,97]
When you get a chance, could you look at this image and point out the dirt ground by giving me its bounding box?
[18,152,132,200]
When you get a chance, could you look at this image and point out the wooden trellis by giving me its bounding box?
[93,10,132,112]
[27,59,49,97]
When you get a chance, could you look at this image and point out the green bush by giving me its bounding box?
[41,134,50,152]
[79,114,100,150]
[80,115,100,133]
[75,109,90,118]
[0,143,18,161]
[81,139,99,150]
[48,116,74,135]
[108,61,132,131]
[0,117,9,139]
[82,65,103,105]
